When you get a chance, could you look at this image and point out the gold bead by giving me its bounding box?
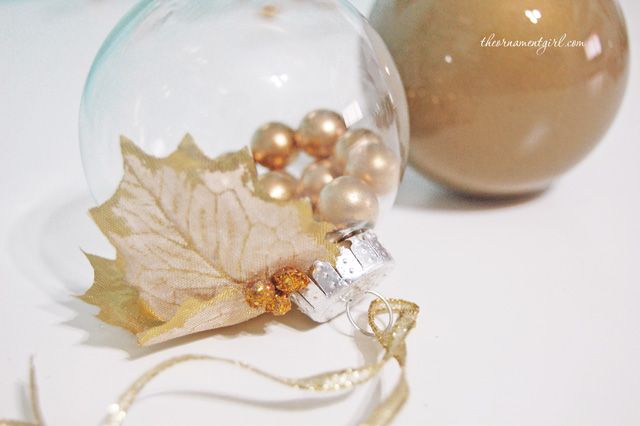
[258,171,298,201]
[251,122,297,170]
[266,293,292,316]
[297,159,335,206]
[272,266,310,294]
[345,141,400,195]
[333,129,382,174]
[244,281,276,309]
[316,176,379,229]
[295,110,347,159]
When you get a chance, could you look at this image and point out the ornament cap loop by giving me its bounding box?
[291,229,394,323]
[346,290,394,337]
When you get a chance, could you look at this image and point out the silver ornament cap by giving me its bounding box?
[291,228,393,322]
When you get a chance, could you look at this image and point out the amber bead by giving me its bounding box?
[266,293,292,316]
[271,266,310,294]
[244,281,276,309]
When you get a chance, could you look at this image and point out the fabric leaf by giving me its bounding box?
[82,135,338,345]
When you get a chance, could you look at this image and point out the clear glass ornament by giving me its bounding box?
[79,0,409,229]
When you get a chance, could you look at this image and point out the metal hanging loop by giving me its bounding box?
[346,290,394,337]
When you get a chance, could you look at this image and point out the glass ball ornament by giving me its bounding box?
[79,0,409,231]
[371,0,629,196]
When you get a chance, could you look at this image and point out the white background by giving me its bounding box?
[1,1,638,425]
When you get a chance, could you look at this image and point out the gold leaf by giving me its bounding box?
[83,135,338,345]
[80,254,163,334]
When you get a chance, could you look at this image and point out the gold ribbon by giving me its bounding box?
[0,358,43,426]
[1,299,419,426]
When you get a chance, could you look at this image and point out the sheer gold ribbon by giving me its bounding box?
[1,299,419,426]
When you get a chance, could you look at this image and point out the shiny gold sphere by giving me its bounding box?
[371,0,629,196]
[345,142,400,195]
[333,129,382,174]
[298,159,335,206]
[258,171,298,201]
[250,122,297,170]
[295,110,347,159]
[316,176,379,229]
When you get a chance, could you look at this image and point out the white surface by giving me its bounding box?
[1,1,639,425]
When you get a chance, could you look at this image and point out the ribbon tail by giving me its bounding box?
[28,358,43,426]
[3,299,420,426]
[0,358,43,426]
[102,354,389,426]
[360,372,409,426]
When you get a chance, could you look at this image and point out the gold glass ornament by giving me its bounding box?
[371,0,629,196]
[250,122,297,170]
[258,170,298,201]
[298,159,335,207]
[316,176,379,228]
[345,141,400,195]
[333,128,383,174]
[295,110,347,159]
